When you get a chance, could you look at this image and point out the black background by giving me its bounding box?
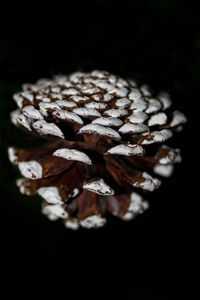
[0,0,197,298]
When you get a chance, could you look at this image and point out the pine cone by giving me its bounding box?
[8,70,187,229]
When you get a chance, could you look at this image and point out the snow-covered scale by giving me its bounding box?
[42,204,68,221]
[52,109,83,124]
[53,148,92,165]
[153,164,174,177]
[84,102,107,110]
[18,160,43,179]
[104,108,128,117]
[64,218,79,230]
[73,107,101,117]
[157,92,172,110]
[37,186,63,204]
[10,109,21,126]
[17,114,31,131]
[55,100,77,108]
[8,147,18,164]
[92,117,123,127]
[33,120,65,139]
[158,146,181,164]
[133,172,161,192]
[79,124,121,139]
[13,93,24,108]
[145,98,162,114]
[107,144,144,156]
[83,179,114,195]
[80,215,106,229]
[119,123,149,134]
[170,110,187,127]
[22,105,44,120]
[141,129,173,145]
[39,102,60,117]
[127,111,148,124]
[122,192,149,221]
[147,112,167,126]
[115,98,131,107]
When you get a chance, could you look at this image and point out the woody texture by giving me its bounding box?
[8,70,187,229]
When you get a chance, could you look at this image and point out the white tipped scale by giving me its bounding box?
[18,160,43,179]
[80,214,106,229]
[127,112,148,124]
[159,147,181,164]
[157,92,172,110]
[84,102,107,110]
[69,95,90,103]
[8,147,18,164]
[122,192,149,221]
[39,102,60,117]
[81,85,100,95]
[50,93,63,100]
[73,107,101,117]
[21,92,34,104]
[83,179,114,195]
[115,98,131,108]
[141,129,173,145]
[145,98,162,114]
[116,78,129,88]
[42,204,68,221]
[16,178,31,195]
[103,93,113,102]
[95,80,115,91]
[92,94,103,101]
[32,120,65,139]
[10,109,21,126]
[64,218,79,230]
[108,74,117,84]
[147,112,167,126]
[109,87,128,97]
[119,123,149,134]
[22,105,44,120]
[37,187,63,204]
[107,144,144,156]
[52,109,83,125]
[51,86,61,94]
[53,148,92,165]
[153,164,174,177]
[50,94,63,101]
[91,70,106,78]
[17,114,32,131]
[128,89,142,101]
[133,172,161,192]
[55,100,77,108]
[129,99,148,112]
[104,108,128,118]
[92,117,123,127]
[140,85,152,97]
[79,124,121,140]
[13,93,24,108]
[170,111,187,127]
[62,88,78,96]
[35,95,51,102]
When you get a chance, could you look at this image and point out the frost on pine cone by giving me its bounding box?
[8,70,187,229]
